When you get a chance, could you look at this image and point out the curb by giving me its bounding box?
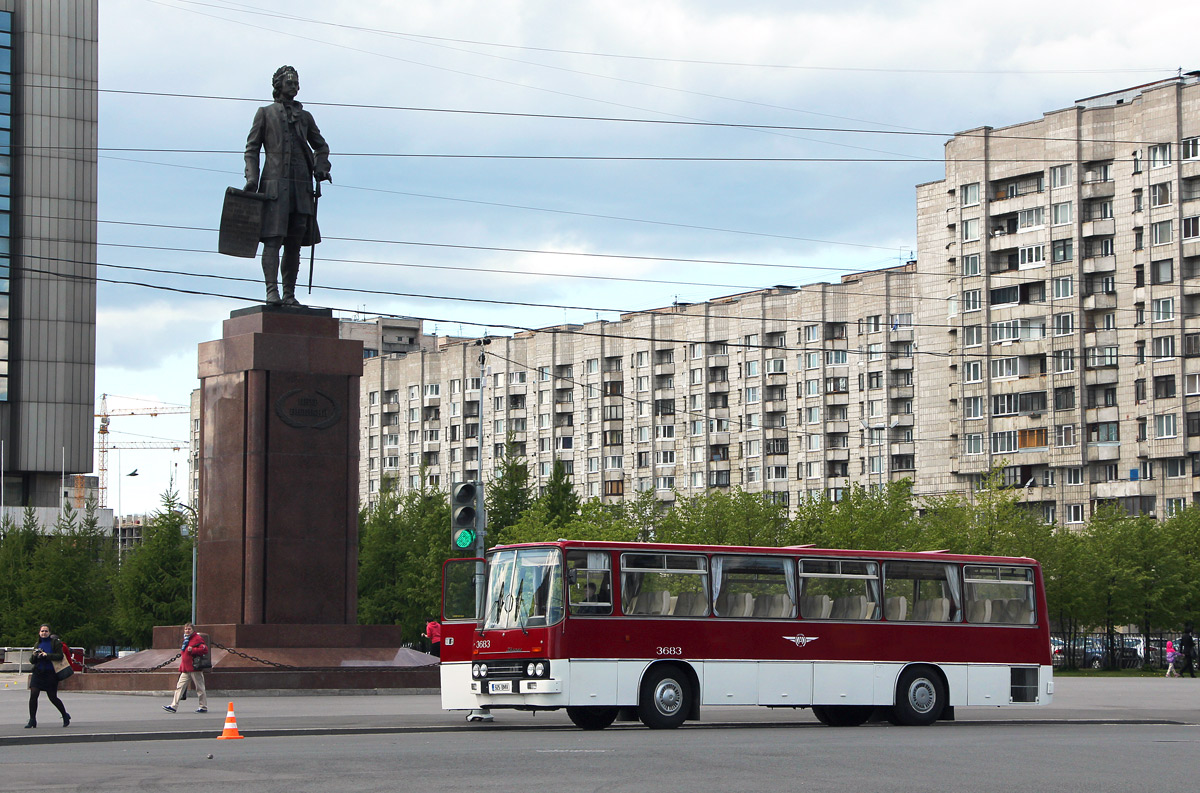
[2,717,1192,747]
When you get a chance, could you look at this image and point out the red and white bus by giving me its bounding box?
[440,540,1053,729]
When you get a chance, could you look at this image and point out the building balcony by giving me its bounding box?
[1086,442,1120,461]
[710,432,730,445]
[1082,254,1117,274]
[889,413,915,428]
[1184,237,1200,259]
[764,399,788,413]
[654,362,675,375]
[988,189,1044,212]
[1181,159,1200,180]
[825,392,850,405]
[890,442,915,456]
[1082,217,1116,237]
[825,420,849,434]
[708,381,729,393]
[1084,405,1119,423]
[889,357,914,371]
[1083,292,1117,311]
[889,327,914,342]
[892,385,915,399]
[1084,367,1120,386]
[826,447,849,462]
[708,354,730,367]
[1094,480,1151,499]
[1080,180,1116,200]
[1084,329,1119,347]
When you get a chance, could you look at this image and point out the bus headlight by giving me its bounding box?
[526,662,536,677]
[534,662,545,677]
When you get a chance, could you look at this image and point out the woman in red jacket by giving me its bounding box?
[162,623,208,713]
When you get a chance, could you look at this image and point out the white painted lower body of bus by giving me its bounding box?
[441,658,1054,719]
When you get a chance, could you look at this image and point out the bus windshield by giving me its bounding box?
[484,548,564,631]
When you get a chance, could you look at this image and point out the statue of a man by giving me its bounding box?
[244,65,331,306]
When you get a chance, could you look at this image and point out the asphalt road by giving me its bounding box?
[2,673,1199,791]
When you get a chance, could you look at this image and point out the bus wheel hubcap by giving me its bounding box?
[909,680,935,713]
[654,679,682,715]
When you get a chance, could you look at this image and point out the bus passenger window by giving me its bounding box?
[798,559,880,620]
[883,562,962,623]
[712,555,796,618]
[567,550,613,616]
[620,553,708,617]
[963,566,1036,624]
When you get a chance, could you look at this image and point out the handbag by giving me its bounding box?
[51,647,74,681]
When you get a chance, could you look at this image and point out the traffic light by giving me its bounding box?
[451,481,482,550]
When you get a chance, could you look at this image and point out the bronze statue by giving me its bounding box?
[244,66,331,306]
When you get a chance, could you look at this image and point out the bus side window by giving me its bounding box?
[963,565,1036,624]
[567,550,613,616]
[798,559,880,620]
[883,561,962,623]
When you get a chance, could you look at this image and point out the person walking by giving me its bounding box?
[1165,640,1180,678]
[422,619,442,658]
[26,624,70,728]
[162,623,209,713]
[1181,628,1197,679]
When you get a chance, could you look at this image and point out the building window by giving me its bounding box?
[1153,298,1175,322]
[1067,504,1085,524]
[1150,182,1172,207]
[962,254,980,276]
[963,360,983,383]
[1050,165,1072,188]
[1149,144,1172,169]
[963,289,981,312]
[1052,202,1072,226]
[961,182,980,206]
[1152,220,1173,246]
[1052,240,1073,263]
[1052,276,1073,299]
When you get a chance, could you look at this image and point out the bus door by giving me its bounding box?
[442,557,485,664]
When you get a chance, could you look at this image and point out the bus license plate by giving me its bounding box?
[488,680,513,694]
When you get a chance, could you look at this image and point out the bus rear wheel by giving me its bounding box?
[891,667,945,726]
[811,705,873,727]
[567,706,619,731]
[638,666,690,729]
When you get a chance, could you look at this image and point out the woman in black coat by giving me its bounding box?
[26,623,70,728]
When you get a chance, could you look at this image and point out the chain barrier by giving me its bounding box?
[84,651,180,673]
[79,643,437,672]
[209,640,296,669]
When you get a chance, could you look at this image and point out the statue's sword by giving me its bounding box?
[308,177,322,295]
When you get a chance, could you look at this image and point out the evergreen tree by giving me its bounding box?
[357,479,452,643]
[112,490,192,648]
[486,433,533,536]
[541,458,579,527]
[0,510,40,645]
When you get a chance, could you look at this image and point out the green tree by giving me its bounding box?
[658,488,791,547]
[486,433,533,535]
[357,479,453,643]
[112,491,192,648]
[540,458,579,526]
[20,502,117,650]
[0,510,40,645]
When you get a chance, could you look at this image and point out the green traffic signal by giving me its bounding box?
[451,481,482,550]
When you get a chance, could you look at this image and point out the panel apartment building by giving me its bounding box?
[360,268,918,510]
[0,0,98,514]
[915,73,1200,525]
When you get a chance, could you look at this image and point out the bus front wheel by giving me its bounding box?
[638,666,690,729]
[567,706,619,730]
[811,705,872,727]
[891,666,945,726]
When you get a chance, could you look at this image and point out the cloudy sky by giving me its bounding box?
[96,0,1197,512]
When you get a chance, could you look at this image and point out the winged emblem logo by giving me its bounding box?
[783,634,818,647]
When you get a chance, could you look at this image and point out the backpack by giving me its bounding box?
[191,633,212,671]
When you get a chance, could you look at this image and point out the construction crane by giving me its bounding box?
[95,394,190,508]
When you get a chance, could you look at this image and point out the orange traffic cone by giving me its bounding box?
[216,702,244,740]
